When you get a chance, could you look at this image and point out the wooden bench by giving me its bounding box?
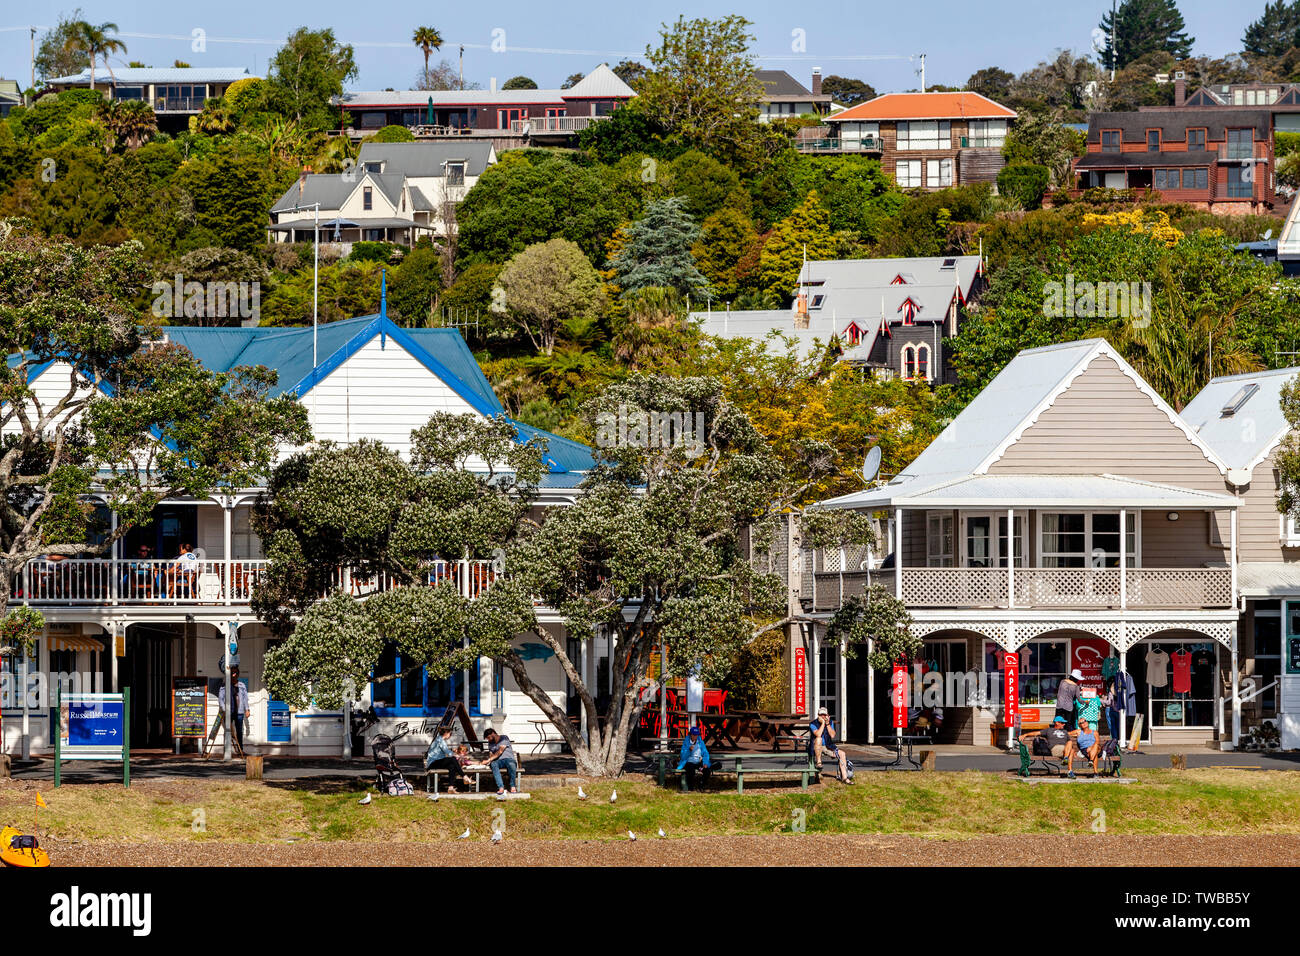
[424,765,527,794]
[1016,739,1122,778]
[654,751,819,792]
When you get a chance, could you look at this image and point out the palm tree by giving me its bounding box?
[1098,262,1263,411]
[99,99,158,150]
[64,21,127,91]
[412,26,443,75]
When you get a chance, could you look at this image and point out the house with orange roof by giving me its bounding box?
[814,91,1017,191]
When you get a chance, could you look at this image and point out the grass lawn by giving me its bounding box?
[3,769,1299,845]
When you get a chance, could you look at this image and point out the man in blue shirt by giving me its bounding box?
[809,706,852,783]
[675,725,711,790]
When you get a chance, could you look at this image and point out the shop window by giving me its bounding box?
[986,638,1068,706]
[371,645,482,715]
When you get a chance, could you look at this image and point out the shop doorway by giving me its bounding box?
[121,624,182,748]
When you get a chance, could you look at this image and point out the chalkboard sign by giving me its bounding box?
[172,676,208,737]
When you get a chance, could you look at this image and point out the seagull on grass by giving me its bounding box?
[609,788,617,804]
[491,829,503,844]
[657,828,666,838]
[358,793,371,805]
[577,786,587,800]
[627,831,636,841]
[457,827,471,840]
[427,792,439,802]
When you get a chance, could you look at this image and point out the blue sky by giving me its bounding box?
[0,2,1272,93]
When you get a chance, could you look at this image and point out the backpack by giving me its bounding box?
[1031,735,1052,756]
[1102,738,1120,757]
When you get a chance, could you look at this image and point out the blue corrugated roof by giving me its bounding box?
[159,316,590,475]
[507,418,598,473]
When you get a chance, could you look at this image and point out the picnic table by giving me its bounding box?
[745,712,809,751]
[877,734,929,770]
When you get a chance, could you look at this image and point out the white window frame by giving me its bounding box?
[1280,513,1300,547]
[1039,511,1139,568]
[927,512,954,567]
[959,512,1028,568]
[926,158,953,187]
[897,120,951,150]
[895,159,922,187]
[967,119,1007,148]
[901,344,917,378]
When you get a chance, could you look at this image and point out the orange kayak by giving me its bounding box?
[1,826,50,867]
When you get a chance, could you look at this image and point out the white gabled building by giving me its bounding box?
[1,305,599,760]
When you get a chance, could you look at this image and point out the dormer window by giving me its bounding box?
[445,161,466,186]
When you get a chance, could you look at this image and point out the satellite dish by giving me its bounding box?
[1264,229,1274,241]
[862,445,882,483]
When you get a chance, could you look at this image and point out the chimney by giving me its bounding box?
[811,68,822,96]
[490,76,497,93]
[1174,71,1186,107]
[298,168,306,198]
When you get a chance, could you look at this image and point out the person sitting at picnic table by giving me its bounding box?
[424,727,465,793]
[675,725,712,791]
[809,706,852,783]
[1065,718,1102,777]
[1019,714,1072,758]
[483,727,519,795]
[169,543,200,597]
[453,743,473,767]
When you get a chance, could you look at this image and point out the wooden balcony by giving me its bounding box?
[509,115,608,135]
[808,566,1234,613]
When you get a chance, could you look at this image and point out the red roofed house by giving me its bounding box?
[819,91,1017,191]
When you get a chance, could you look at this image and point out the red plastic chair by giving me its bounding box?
[702,689,727,715]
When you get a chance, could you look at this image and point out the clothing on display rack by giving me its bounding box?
[1170,648,1192,695]
[1145,645,1170,689]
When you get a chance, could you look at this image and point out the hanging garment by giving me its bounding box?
[1145,646,1170,689]
[1170,649,1192,695]
[1101,656,1120,680]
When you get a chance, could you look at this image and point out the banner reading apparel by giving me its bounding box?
[1004,652,1020,731]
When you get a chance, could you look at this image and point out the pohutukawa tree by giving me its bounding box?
[256,374,885,777]
[0,228,312,656]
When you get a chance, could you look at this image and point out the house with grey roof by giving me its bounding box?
[756,69,832,122]
[41,66,256,132]
[268,140,497,247]
[800,338,1268,751]
[689,254,983,384]
[0,79,22,117]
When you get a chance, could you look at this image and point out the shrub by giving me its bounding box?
[996,163,1051,209]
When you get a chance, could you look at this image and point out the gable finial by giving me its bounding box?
[380,268,388,320]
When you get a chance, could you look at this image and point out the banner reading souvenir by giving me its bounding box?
[891,662,908,729]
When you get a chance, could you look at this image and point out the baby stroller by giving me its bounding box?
[371,723,415,796]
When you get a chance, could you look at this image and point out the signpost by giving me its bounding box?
[54,688,129,787]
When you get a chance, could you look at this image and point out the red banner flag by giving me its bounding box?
[1004,652,1019,732]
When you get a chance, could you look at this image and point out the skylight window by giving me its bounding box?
[1220,383,1259,417]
